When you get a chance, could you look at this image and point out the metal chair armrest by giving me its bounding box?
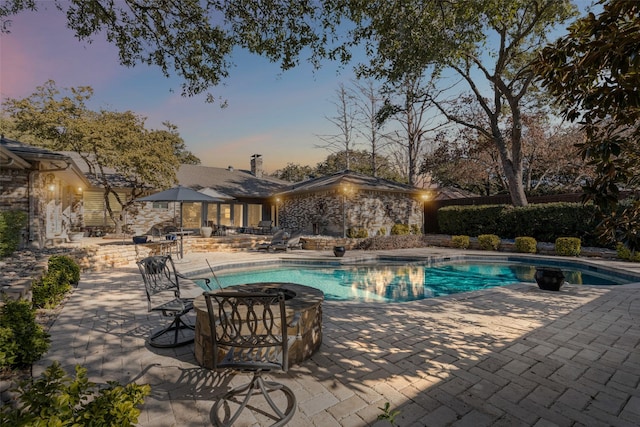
[176,272,212,290]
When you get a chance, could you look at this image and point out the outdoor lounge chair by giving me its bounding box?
[257,229,287,251]
[204,291,297,426]
[257,220,274,234]
[137,255,211,348]
[269,231,303,252]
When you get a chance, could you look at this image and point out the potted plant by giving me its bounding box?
[200,224,213,238]
[534,267,565,291]
[132,235,148,244]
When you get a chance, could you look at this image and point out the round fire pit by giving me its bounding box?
[193,282,324,368]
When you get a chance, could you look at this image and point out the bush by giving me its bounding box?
[0,299,50,369]
[478,234,501,251]
[437,202,601,247]
[0,361,151,426]
[0,210,28,258]
[347,227,368,238]
[32,256,80,309]
[555,237,581,256]
[616,242,640,262]
[515,237,537,254]
[438,205,508,236]
[390,224,410,235]
[356,235,425,250]
[410,224,421,235]
[48,255,81,285]
[377,227,387,236]
[451,235,470,249]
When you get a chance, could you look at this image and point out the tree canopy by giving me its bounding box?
[534,0,640,250]
[0,0,348,101]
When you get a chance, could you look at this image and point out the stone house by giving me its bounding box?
[2,137,436,244]
[0,137,90,248]
[64,152,289,236]
[274,170,432,237]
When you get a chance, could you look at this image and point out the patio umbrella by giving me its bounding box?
[136,185,223,258]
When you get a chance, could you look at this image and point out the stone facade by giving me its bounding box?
[278,189,423,237]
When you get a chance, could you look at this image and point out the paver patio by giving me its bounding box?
[34,248,640,426]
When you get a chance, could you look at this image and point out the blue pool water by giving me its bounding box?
[202,262,631,303]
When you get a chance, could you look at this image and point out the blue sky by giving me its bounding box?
[0,5,357,173]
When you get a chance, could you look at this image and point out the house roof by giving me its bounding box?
[177,164,288,199]
[1,138,89,187]
[60,151,287,199]
[275,170,427,197]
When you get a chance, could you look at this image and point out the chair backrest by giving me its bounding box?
[271,229,287,244]
[137,255,181,309]
[258,220,273,228]
[286,231,302,246]
[204,291,289,371]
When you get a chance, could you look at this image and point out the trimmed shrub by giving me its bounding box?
[32,256,80,309]
[390,224,410,235]
[377,227,387,236]
[515,237,537,254]
[48,255,81,285]
[478,234,501,251]
[438,205,508,236]
[0,299,50,369]
[437,202,601,246]
[356,235,425,250]
[0,210,28,258]
[555,237,581,256]
[451,235,470,249]
[347,227,368,238]
[410,224,421,235]
[616,243,640,262]
[0,361,151,426]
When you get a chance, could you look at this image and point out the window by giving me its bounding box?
[182,202,202,228]
[220,204,232,226]
[235,204,244,227]
[248,204,262,227]
[206,204,219,226]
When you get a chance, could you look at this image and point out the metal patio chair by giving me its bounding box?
[204,291,297,426]
[137,255,210,348]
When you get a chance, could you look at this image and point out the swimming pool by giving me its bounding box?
[200,259,635,303]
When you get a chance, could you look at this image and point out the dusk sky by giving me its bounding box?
[0,5,359,173]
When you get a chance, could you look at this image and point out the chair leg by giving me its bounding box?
[148,315,195,348]
[212,372,296,427]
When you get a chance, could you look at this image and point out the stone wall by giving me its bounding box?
[126,202,179,236]
[279,189,422,237]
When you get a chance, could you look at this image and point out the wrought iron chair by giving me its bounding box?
[204,291,297,426]
[137,255,210,348]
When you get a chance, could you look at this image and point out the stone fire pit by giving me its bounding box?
[193,282,324,368]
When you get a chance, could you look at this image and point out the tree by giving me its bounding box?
[377,73,442,187]
[271,163,315,183]
[352,79,391,177]
[423,113,591,196]
[343,0,577,205]
[315,149,403,182]
[4,80,198,233]
[316,83,358,170]
[0,0,347,100]
[534,0,640,250]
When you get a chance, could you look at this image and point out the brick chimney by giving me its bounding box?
[250,154,263,178]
